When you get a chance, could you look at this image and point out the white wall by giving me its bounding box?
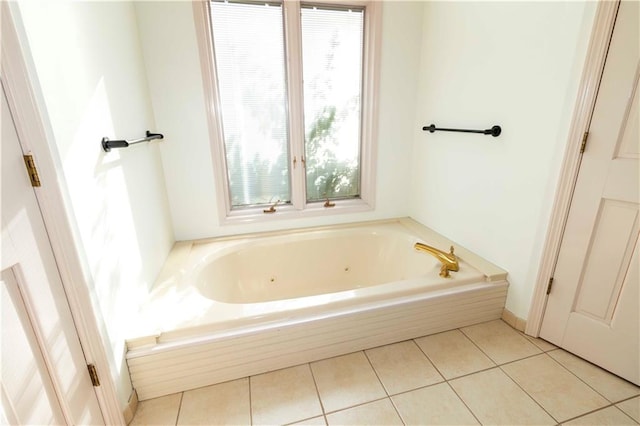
[135,1,423,240]
[409,1,596,319]
[15,1,174,407]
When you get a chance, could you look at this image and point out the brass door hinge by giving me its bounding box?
[580,131,589,154]
[23,154,41,187]
[87,364,100,387]
[546,277,554,295]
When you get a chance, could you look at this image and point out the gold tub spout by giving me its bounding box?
[414,242,459,278]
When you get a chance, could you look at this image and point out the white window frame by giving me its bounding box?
[194,0,381,224]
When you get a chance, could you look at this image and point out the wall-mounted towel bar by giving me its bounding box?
[422,124,501,137]
[101,131,164,152]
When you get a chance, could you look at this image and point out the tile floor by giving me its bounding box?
[130,319,640,425]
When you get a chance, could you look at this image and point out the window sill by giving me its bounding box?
[220,198,374,226]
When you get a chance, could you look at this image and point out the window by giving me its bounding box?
[197,0,380,221]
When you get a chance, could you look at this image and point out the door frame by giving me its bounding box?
[1,4,124,424]
[526,0,620,337]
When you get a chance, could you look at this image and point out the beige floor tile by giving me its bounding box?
[563,406,638,425]
[461,320,541,364]
[288,415,327,425]
[310,351,386,413]
[502,354,609,422]
[523,333,557,351]
[251,364,323,426]
[131,393,181,426]
[548,349,640,403]
[365,340,443,395]
[325,399,403,425]
[449,368,556,425]
[414,329,494,379]
[177,378,250,425]
[391,382,478,425]
[617,396,640,423]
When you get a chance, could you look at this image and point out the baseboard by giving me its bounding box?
[122,389,139,425]
[502,308,527,332]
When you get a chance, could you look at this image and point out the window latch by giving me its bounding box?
[263,199,280,214]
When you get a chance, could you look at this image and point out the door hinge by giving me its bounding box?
[23,154,42,187]
[546,277,554,295]
[579,131,589,154]
[87,364,100,387]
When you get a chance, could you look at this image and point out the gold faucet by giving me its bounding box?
[414,242,459,278]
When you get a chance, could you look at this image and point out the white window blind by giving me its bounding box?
[210,1,290,208]
[301,5,364,202]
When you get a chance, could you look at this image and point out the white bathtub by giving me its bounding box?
[126,218,508,400]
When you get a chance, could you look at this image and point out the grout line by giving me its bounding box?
[496,354,560,423]
[520,331,557,352]
[448,327,499,368]
[362,349,390,397]
[412,328,483,423]
[248,376,253,426]
[443,380,483,425]
[455,320,557,370]
[496,351,550,368]
[174,392,184,426]
[362,349,406,425]
[282,414,326,426]
[321,395,391,416]
[546,349,640,403]
[411,337,450,380]
[559,402,638,424]
[542,351,627,405]
[307,362,327,415]
[386,395,404,424]
[408,338,446,382]
[617,394,640,404]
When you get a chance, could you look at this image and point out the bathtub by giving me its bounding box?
[126,218,509,400]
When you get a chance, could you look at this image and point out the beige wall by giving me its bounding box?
[409,1,597,318]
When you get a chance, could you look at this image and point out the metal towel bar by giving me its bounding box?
[422,124,501,137]
[101,130,164,152]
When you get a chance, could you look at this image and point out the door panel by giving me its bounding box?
[573,199,638,322]
[2,267,66,425]
[1,83,104,423]
[540,0,639,385]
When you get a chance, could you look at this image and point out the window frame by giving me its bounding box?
[194,0,381,224]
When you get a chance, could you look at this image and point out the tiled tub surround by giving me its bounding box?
[126,218,509,400]
[130,320,640,425]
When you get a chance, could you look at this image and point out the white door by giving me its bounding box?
[1,83,104,423]
[540,0,639,385]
